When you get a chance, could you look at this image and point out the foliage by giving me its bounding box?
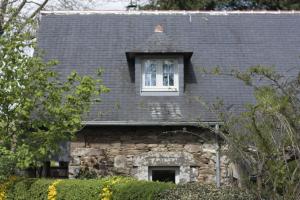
[218,0,300,10]
[0,176,17,200]
[140,0,220,10]
[140,0,300,10]
[75,167,98,179]
[111,179,173,200]
[0,148,16,181]
[0,0,49,36]
[46,0,98,11]
[100,177,133,200]
[55,179,105,200]
[48,180,61,200]
[0,0,99,36]
[2,177,174,200]
[207,66,300,199]
[6,178,53,200]
[156,183,255,200]
[1,177,259,200]
[0,23,109,179]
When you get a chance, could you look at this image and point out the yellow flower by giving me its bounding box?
[48,180,61,200]
[0,176,18,200]
[100,186,112,199]
[0,191,5,200]
[99,177,132,200]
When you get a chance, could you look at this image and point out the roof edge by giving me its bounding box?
[41,10,300,16]
[82,121,222,126]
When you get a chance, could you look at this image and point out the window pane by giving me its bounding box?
[144,60,176,89]
[150,64,156,73]
[163,64,169,73]
[169,65,174,73]
[163,62,175,86]
[145,74,151,86]
[145,62,150,73]
[163,74,168,86]
[145,61,156,86]
[169,74,174,86]
[151,73,156,86]
[145,63,156,73]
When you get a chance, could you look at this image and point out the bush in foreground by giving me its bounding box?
[1,177,172,200]
[5,178,53,200]
[1,177,254,200]
[156,183,255,200]
[112,179,173,200]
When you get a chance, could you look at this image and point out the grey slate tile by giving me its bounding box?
[37,12,300,123]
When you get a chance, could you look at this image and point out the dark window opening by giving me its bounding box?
[25,161,68,178]
[152,170,175,183]
[44,161,69,178]
[149,167,179,183]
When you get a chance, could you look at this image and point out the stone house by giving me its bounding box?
[37,11,300,185]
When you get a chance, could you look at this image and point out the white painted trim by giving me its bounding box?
[141,88,178,92]
[140,91,179,96]
[41,10,300,16]
[141,59,179,93]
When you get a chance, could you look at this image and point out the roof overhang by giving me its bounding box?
[83,120,222,126]
[126,52,193,65]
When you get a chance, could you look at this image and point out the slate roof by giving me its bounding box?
[37,11,300,124]
[133,31,180,52]
[126,30,193,63]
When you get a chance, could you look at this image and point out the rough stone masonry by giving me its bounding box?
[69,126,229,184]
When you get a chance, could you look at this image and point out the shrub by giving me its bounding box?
[0,176,17,200]
[6,178,53,200]
[156,183,255,200]
[2,177,255,200]
[48,180,62,200]
[100,176,134,200]
[56,179,105,200]
[3,177,173,200]
[111,180,174,200]
[0,148,16,181]
[75,167,98,179]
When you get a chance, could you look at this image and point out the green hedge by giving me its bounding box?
[56,179,105,200]
[2,177,255,200]
[3,177,173,200]
[111,180,173,200]
[6,178,53,200]
[155,183,255,200]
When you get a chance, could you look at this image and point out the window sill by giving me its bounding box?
[140,90,179,96]
[142,88,178,92]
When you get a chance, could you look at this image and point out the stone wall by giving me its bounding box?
[69,126,229,184]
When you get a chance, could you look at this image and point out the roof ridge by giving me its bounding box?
[41,10,300,15]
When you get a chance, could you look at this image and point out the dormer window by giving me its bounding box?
[125,24,193,96]
[142,59,179,92]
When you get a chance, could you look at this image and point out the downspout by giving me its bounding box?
[215,124,221,188]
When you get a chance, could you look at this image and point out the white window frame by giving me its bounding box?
[148,166,180,184]
[141,59,179,92]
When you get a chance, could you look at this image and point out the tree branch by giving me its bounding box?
[28,0,49,19]
[26,1,42,6]
[0,0,9,35]
[3,0,27,30]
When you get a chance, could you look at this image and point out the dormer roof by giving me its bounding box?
[126,24,192,62]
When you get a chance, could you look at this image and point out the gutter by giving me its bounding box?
[82,121,223,126]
